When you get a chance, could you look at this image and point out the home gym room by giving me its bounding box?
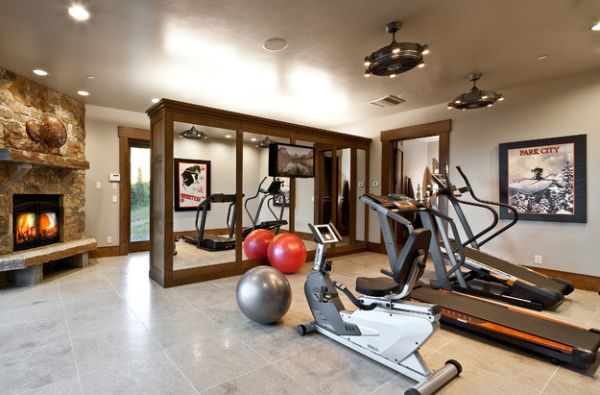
[0,1,599,394]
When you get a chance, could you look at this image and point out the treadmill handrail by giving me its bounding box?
[455,166,519,247]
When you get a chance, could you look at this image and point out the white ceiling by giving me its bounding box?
[1,0,599,131]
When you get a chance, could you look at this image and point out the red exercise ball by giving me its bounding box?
[267,233,307,274]
[243,229,275,259]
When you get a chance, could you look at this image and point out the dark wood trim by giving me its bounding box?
[235,130,243,268]
[289,137,296,233]
[367,242,384,253]
[525,266,600,292]
[118,126,151,140]
[380,119,451,201]
[380,119,452,142]
[349,148,357,244]
[147,99,370,150]
[89,245,120,258]
[118,126,151,256]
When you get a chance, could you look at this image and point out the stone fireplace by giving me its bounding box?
[0,67,96,285]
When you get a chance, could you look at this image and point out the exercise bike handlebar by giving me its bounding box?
[455,166,519,247]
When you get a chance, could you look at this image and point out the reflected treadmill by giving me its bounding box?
[360,193,600,369]
[182,193,237,251]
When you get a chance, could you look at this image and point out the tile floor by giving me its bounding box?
[0,251,598,394]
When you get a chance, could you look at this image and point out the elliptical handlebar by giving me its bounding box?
[455,166,519,247]
[244,177,268,226]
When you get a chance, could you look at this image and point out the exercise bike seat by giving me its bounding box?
[356,276,400,297]
[356,229,432,298]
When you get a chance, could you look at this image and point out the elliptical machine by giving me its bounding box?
[242,177,288,238]
[298,222,461,395]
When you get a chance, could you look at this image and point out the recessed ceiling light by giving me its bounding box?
[417,62,425,68]
[251,137,257,142]
[86,75,95,79]
[151,98,160,103]
[77,90,90,96]
[68,4,90,21]
[591,22,600,31]
[536,55,548,60]
[225,134,232,138]
[263,38,287,52]
[33,69,48,76]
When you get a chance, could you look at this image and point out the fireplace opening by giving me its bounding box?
[13,194,61,251]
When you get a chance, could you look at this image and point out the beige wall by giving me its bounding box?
[335,69,600,276]
[85,105,148,246]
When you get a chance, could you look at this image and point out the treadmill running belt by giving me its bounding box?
[411,286,600,353]
[458,245,569,294]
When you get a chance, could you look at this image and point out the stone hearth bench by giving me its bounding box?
[0,238,97,286]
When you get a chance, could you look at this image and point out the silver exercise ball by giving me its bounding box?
[236,266,292,324]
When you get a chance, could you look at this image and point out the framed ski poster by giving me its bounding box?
[174,158,210,211]
[498,135,586,223]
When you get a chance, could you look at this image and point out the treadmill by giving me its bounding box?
[182,193,237,251]
[360,193,600,369]
[428,166,572,310]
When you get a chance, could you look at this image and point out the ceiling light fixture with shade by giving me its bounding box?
[256,136,273,148]
[179,125,208,140]
[447,73,504,110]
[363,21,429,78]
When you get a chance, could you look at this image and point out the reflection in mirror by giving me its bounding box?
[355,149,367,242]
[293,141,317,253]
[241,133,292,260]
[172,122,237,270]
[335,148,352,245]
[395,136,439,198]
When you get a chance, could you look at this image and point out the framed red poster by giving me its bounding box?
[174,158,210,211]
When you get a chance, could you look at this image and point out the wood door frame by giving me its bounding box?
[118,126,151,255]
[381,119,452,196]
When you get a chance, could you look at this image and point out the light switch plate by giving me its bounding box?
[95,182,101,189]
[112,195,118,203]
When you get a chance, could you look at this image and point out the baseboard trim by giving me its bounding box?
[89,245,121,258]
[367,242,384,253]
[525,266,600,292]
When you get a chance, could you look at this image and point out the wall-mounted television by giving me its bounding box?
[268,143,315,178]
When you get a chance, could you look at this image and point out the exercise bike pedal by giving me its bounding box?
[297,322,317,336]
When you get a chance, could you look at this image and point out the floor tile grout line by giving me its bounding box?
[159,345,202,395]
[538,365,560,394]
[57,282,85,394]
[585,308,599,329]
[198,362,277,394]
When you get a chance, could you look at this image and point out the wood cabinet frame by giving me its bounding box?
[147,99,371,287]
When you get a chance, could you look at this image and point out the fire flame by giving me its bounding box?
[16,213,37,243]
[40,212,58,239]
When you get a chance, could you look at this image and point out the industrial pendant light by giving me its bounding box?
[447,73,504,110]
[256,136,273,148]
[179,125,208,140]
[363,21,429,78]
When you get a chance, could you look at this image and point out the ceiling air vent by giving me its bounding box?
[368,94,405,108]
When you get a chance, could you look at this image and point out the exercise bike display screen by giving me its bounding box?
[313,224,341,244]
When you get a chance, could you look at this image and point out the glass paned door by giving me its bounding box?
[130,146,150,242]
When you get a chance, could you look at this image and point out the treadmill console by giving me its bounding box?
[363,193,425,212]
[309,223,342,245]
